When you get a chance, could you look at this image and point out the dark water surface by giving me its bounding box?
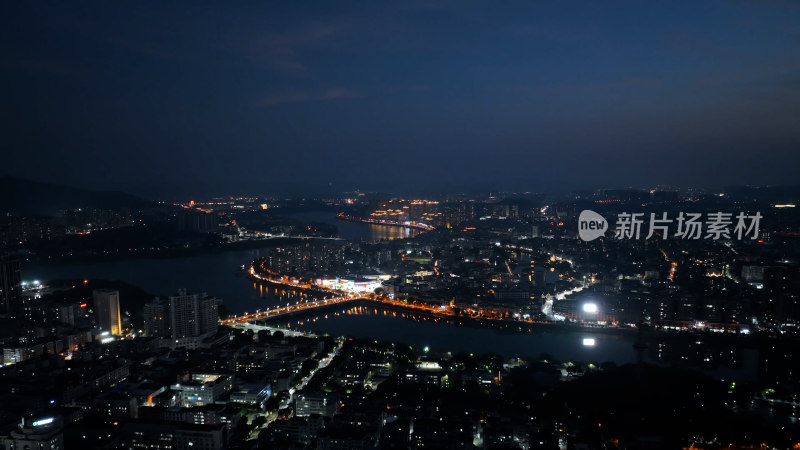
[20,212,758,378]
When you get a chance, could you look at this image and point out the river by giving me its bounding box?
[21,211,417,313]
[19,211,759,376]
[278,210,422,241]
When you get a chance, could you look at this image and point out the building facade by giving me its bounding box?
[93,289,122,335]
[0,257,22,316]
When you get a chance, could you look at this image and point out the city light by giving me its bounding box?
[317,278,382,294]
[3,3,800,448]
[31,418,54,427]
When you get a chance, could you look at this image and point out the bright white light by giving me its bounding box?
[583,303,598,313]
[582,338,596,346]
[32,418,54,427]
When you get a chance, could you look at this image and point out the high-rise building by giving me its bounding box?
[198,295,219,336]
[0,257,22,316]
[170,290,198,339]
[144,298,170,337]
[93,289,122,335]
[169,290,219,339]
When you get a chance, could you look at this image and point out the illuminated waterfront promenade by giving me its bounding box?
[220,263,458,326]
[335,212,435,231]
[220,262,555,328]
[226,261,729,333]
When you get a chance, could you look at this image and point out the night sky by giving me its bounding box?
[2,2,799,197]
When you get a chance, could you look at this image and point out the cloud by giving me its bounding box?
[245,20,350,74]
[259,87,364,106]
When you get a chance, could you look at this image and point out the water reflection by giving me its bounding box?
[250,280,328,312]
[367,224,422,241]
[265,305,640,365]
[262,305,761,381]
[283,211,421,242]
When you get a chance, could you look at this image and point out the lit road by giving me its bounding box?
[226,262,555,327]
[238,234,343,241]
[223,262,640,332]
[659,248,677,282]
[255,338,346,435]
[219,264,366,326]
[283,339,344,405]
[221,262,456,326]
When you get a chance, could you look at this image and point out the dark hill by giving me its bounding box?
[0,176,151,216]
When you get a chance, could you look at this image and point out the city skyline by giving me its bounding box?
[2,3,800,448]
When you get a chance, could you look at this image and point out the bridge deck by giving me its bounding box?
[220,296,363,326]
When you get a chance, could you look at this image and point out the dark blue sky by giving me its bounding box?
[2,1,799,197]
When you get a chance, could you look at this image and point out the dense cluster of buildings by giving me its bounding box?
[256,335,798,449]
[0,208,135,246]
[250,189,800,334]
[1,258,96,366]
[0,323,307,449]
[0,187,798,448]
[0,269,303,448]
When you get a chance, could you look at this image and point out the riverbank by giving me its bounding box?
[335,212,435,231]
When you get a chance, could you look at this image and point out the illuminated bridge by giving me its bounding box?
[220,296,365,326]
[226,262,462,328]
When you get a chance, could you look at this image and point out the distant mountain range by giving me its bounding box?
[0,176,152,216]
